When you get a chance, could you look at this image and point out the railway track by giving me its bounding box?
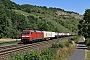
[0,36,74,59]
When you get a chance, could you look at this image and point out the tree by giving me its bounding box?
[78,9,90,38]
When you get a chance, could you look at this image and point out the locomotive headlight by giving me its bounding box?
[22,36,25,37]
[26,36,29,37]
[22,36,30,37]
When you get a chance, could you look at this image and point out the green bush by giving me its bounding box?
[52,42,59,48]
[40,48,54,60]
[52,40,71,48]
[70,36,80,43]
[85,38,90,46]
[8,48,54,60]
[52,42,65,48]
[9,52,24,60]
[87,46,90,50]
[24,51,40,60]
[68,38,73,44]
[59,43,65,48]
[65,42,70,47]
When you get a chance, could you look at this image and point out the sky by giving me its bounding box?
[11,0,90,15]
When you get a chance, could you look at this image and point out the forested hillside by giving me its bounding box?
[0,0,82,39]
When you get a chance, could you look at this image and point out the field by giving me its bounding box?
[0,39,21,46]
[0,39,21,43]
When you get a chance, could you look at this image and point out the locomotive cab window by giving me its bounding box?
[22,31,30,34]
[31,32,33,34]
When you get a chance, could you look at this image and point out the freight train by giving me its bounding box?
[21,30,74,43]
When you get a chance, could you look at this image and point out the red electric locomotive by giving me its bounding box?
[21,30,44,43]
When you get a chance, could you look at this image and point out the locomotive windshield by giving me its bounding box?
[22,31,30,34]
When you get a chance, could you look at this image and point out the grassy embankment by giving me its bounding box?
[0,36,81,60]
